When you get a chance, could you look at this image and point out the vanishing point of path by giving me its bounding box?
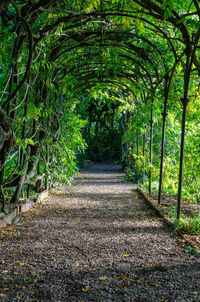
[0,163,200,302]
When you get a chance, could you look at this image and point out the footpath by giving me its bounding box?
[0,163,199,301]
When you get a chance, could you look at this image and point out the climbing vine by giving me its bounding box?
[0,0,200,220]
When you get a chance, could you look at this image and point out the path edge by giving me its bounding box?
[137,186,200,251]
[0,190,49,228]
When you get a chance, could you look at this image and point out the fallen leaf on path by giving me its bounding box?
[99,276,107,281]
[5,227,13,231]
[82,287,89,292]
[143,265,151,269]
[19,261,25,266]
[119,274,131,280]
[34,274,40,283]
[1,260,9,266]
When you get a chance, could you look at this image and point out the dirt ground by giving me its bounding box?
[0,163,200,301]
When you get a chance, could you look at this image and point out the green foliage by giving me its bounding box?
[184,246,200,255]
[124,167,137,182]
[0,0,200,218]
[174,217,200,234]
[168,208,185,219]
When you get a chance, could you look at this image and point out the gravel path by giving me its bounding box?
[0,163,200,301]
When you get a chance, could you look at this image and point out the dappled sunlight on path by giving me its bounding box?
[0,163,200,301]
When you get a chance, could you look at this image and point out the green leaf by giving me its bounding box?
[27,139,34,145]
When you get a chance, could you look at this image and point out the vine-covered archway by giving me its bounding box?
[0,0,200,220]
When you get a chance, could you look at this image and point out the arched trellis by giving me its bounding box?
[45,17,180,198]
[0,1,173,210]
[0,0,199,219]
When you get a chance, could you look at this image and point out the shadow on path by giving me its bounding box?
[0,163,200,301]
